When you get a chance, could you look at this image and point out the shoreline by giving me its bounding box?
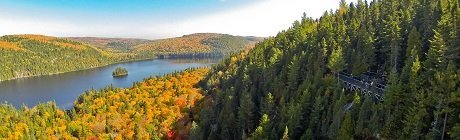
[0,57,216,110]
[0,57,157,82]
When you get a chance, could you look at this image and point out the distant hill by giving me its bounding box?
[133,33,263,58]
[0,35,116,81]
[67,33,264,58]
[65,37,149,53]
[0,33,263,81]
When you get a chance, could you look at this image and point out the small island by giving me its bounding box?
[112,67,128,77]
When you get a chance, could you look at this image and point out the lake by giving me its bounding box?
[0,58,218,109]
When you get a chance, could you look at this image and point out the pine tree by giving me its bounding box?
[424,30,447,74]
[282,126,289,140]
[328,91,347,139]
[403,28,423,90]
[300,128,313,140]
[307,94,323,139]
[190,121,202,140]
[286,102,303,139]
[351,25,375,75]
[426,61,458,139]
[381,70,405,139]
[402,92,429,139]
[327,45,346,85]
[288,55,301,91]
[338,112,354,140]
[250,114,270,140]
[381,0,401,71]
[261,92,275,118]
[238,93,256,137]
[406,28,423,60]
[410,56,422,90]
[450,115,460,139]
[400,28,423,107]
[338,0,349,16]
[355,96,372,138]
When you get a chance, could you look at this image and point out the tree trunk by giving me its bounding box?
[441,112,448,140]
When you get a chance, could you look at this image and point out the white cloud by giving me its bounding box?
[0,17,162,39]
[153,0,357,38]
[0,0,357,39]
[0,18,79,36]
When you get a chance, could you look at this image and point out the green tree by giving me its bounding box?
[402,92,429,139]
[450,115,460,139]
[288,55,301,90]
[328,92,347,139]
[190,121,202,140]
[355,97,372,138]
[338,112,354,140]
[351,25,375,75]
[238,93,256,137]
[424,30,447,74]
[261,93,275,118]
[327,45,346,85]
[381,70,405,139]
[250,114,270,140]
[406,28,422,60]
[282,126,289,140]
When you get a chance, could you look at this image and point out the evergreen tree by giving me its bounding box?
[288,55,301,91]
[189,0,460,139]
[238,93,256,137]
[381,0,401,71]
[381,70,405,139]
[282,126,289,140]
[406,28,423,60]
[424,30,448,76]
[351,25,375,75]
[338,112,354,140]
[286,102,303,139]
[261,92,275,118]
[327,45,346,85]
[402,92,429,139]
[403,28,423,90]
[355,96,372,138]
[190,121,202,140]
[450,115,460,139]
[328,91,347,139]
[250,114,270,140]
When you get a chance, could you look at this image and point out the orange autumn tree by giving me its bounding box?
[0,68,209,140]
[71,68,209,139]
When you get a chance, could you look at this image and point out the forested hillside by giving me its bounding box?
[0,35,118,81]
[67,33,261,59]
[0,68,208,139]
[133,33,262,58]
[66,37,149,53]
[191,0,460,139]
[0,33,257,81]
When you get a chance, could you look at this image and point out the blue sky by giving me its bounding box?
[0,0,356,39]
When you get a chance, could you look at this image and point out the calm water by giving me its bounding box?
[0,58,218,109]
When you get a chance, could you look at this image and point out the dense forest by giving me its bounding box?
[2,0,460,139]
[0,68,208,139]
[0,35,120,81]
[191,0,460,139]
[133,33,262,58]
[68,33,261,58]
[0,33,257,81]
[66,37,150,53]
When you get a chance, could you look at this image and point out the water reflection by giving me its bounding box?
[0,58,218,109]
